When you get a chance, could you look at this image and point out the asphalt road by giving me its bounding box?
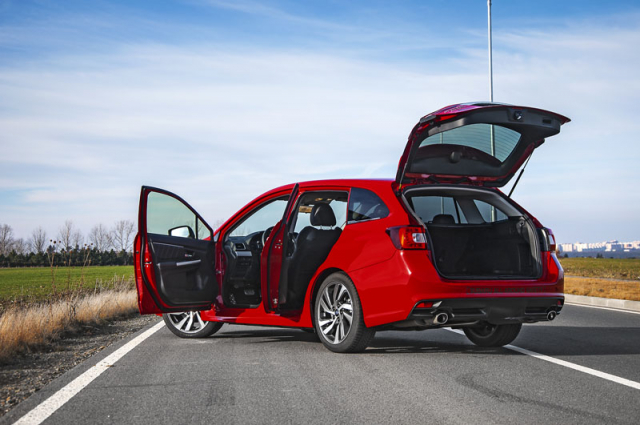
[3,304,640,425]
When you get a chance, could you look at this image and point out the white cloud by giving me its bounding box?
[1,13,640,243]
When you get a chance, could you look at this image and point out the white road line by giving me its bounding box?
[15,321,165,425]
[446,328,640,391]
[564,302,640,315]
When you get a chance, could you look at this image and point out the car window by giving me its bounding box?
[146,191,210,239]
[410,196,467,224]
[348,188,389,223]
[229,197,289,237]
[292,191,348,233]
[408,195,509,224]
[419,123,521,162]
[474,199,508,222]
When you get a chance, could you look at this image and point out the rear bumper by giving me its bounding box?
[407,296,564,326]
[353,249,564,328]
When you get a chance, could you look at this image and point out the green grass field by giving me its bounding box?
[558,257,640,281]
[0,258,638,306]
[0,266,135,303]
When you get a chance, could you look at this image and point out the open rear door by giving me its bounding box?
[134,186,217,314]
[262,183,299,312]
[396,103,570,187]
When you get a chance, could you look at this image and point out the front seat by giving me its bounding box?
[286,203,342,308]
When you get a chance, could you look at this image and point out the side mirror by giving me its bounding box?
[169,225,195,239]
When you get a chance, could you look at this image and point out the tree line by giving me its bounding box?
[0,220,136,268]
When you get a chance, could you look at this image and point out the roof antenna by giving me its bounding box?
[508,151,534,198]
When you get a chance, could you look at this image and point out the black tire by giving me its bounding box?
[163,311,223,338]
[314,272,375,353]
[463,323,522,347]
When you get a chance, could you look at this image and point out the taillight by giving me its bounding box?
[539,227,557,252]
[386,226,427,250]
[547,229,557,252]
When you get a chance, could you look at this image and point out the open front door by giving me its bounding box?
[134,186,217,314]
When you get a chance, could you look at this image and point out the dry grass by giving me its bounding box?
[0,285,138,364]
[565,277,640,302]
[559,257,640,281]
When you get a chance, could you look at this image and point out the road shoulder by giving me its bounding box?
[0,315,160,422]
[565,294,640,313]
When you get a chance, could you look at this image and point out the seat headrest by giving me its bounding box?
[310,203,337,227]
[432,214,455,225]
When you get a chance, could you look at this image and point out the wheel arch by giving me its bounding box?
[308,267,367,327]
[308,267,344,326]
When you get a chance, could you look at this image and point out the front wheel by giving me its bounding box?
[463,323,522,347]
[314,273,375,353]
[163,311,223,338]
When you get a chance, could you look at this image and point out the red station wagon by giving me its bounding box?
[134,102,569,353]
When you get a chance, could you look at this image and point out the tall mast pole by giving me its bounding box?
[488,1,497,219]
[488,0,494,102]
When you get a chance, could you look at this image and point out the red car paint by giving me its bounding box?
[134,103,569,349]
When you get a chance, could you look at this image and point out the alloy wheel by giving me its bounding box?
[166,311,208,334]
[317,281,353,344]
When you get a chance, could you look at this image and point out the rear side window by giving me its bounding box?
[348,188,389,223]
[474,200,508,222]
[407,195,509,224]
[410,196,467,224]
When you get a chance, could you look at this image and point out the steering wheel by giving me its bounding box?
[248,232,263,252]
[262,226,274,246]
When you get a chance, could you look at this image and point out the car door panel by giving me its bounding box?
[148,234,216,306]
[263,184,299,312]
[135,186,217,314]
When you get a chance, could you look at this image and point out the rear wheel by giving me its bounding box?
[314,273,375,353]
[163,311,223,338]
[463,323,522,347]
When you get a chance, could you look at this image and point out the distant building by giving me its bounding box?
[558,240,640,254]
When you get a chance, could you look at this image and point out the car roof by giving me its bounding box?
[214,178,395,234]
[263,178,394,195]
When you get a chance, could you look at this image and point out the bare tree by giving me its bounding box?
[30,226,48,253]
[112,220,135,252]
[58,220,83,251]
[89,224,112,251]
[0,224,14,255]
[57,220,75,251]
[12,238,27,255]
[72,229,84,248]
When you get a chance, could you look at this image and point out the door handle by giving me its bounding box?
[176,259,201,267]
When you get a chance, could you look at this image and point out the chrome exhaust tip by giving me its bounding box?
[433,312,449,325]
[547,310,557,321]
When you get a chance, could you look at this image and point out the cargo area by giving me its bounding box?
[403,186,542,279]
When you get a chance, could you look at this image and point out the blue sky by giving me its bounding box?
[1,0,640,244]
